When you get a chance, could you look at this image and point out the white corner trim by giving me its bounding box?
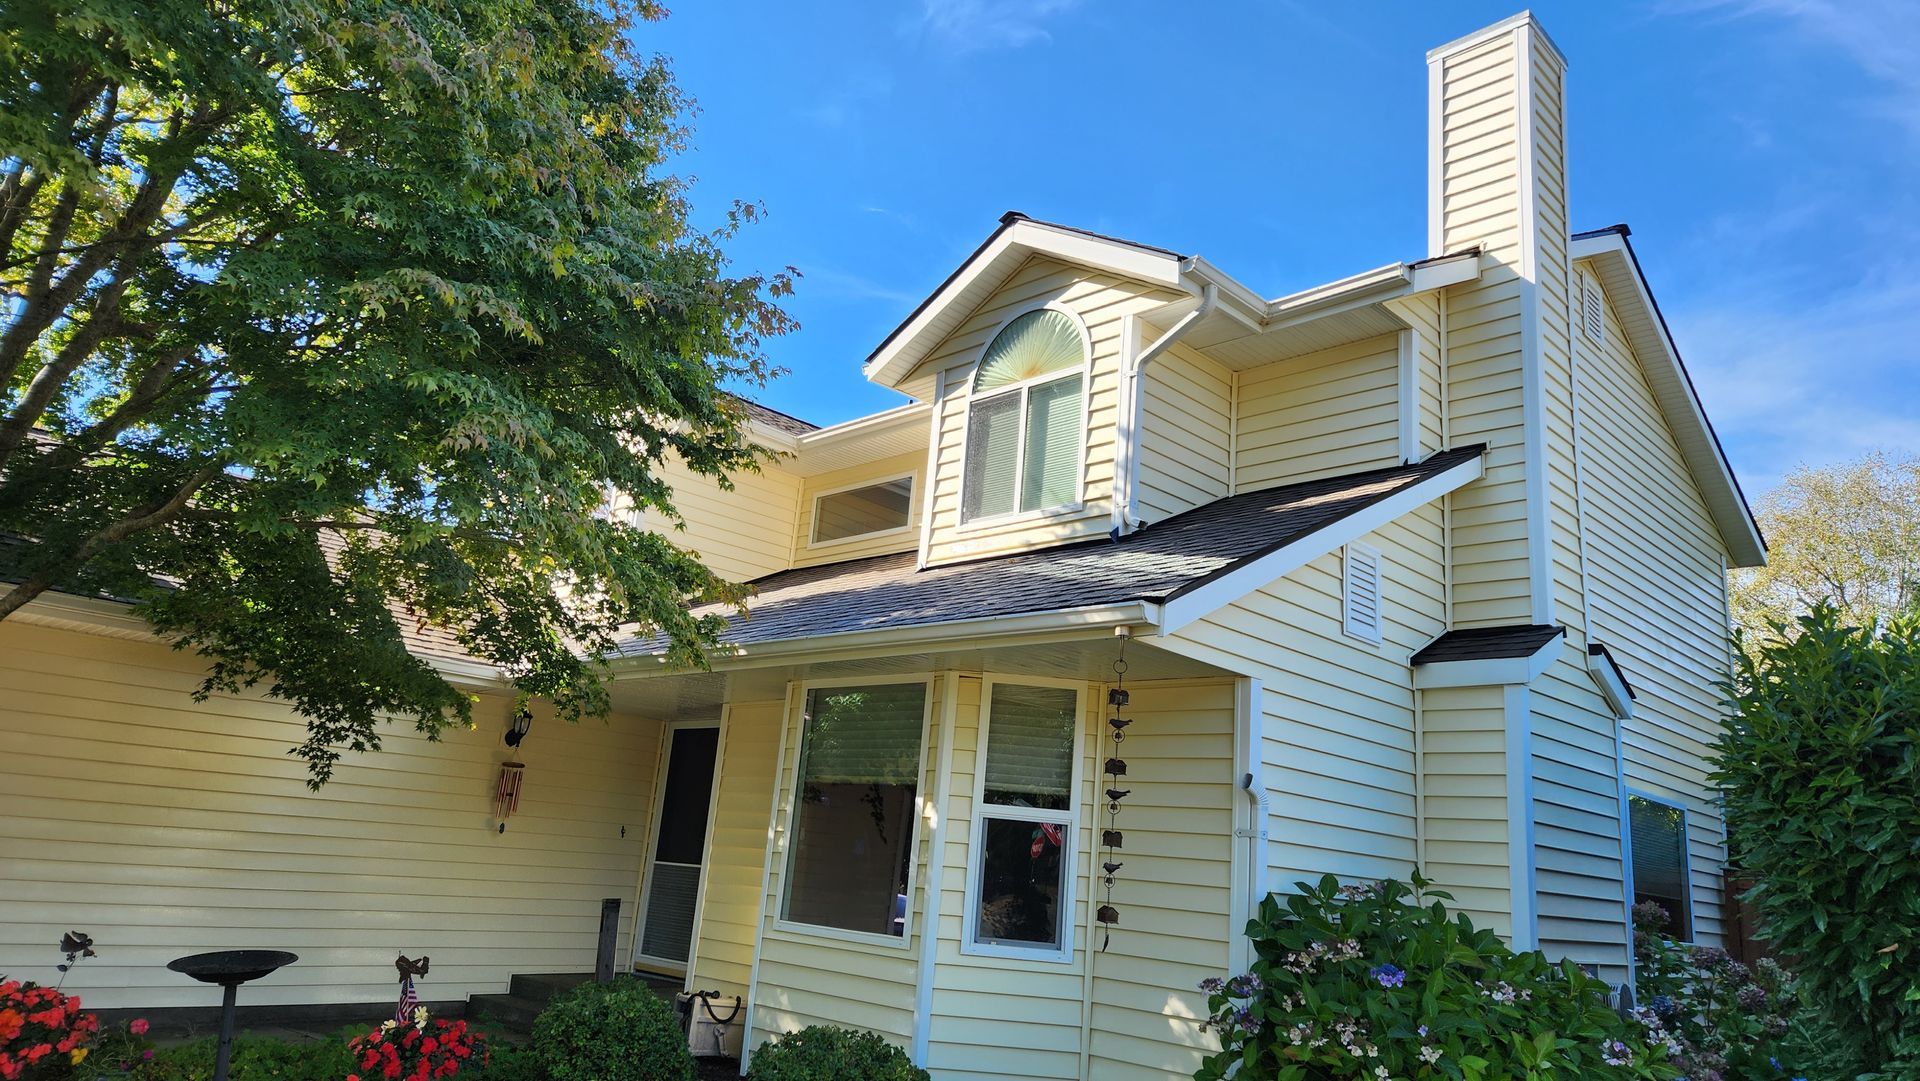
[1411,633,1563,689]
[1504,683,1540,950]
[1229,676,1268,977]
[915,367,947,570]
[740,682,799,1071]
[1156,453,1485,637]
[1426,53,1445,258]
[1586,648,1634,720]
[910,671,961,1065]
[1396,330,1419,463]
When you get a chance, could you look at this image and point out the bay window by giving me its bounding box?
[961,308,1087,522]
[965,680,1082,960]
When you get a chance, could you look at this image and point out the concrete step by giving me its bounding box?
[506,972,594,1004]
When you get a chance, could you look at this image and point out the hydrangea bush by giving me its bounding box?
[1195,874,1673,1081]
[1629,901,1804,1081]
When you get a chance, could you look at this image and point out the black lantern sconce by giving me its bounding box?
[505,703,533,748]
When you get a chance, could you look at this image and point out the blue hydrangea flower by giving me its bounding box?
[1369,963,1405,988]
[1650,993,1677,1018]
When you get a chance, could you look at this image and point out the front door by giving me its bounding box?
[635,724,719,972]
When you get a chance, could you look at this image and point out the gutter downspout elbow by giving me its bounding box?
[1117,280,1218,534]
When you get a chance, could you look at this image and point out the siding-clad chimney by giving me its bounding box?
[1427,12,1573,630]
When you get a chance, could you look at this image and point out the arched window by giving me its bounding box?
[962,309,1086,522]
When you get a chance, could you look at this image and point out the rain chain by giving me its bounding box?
[1096,637,1130,949]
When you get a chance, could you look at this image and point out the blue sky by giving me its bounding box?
[647,1,1920,495]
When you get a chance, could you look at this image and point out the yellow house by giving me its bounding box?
[0,12,1762,1080]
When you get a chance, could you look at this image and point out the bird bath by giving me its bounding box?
[167,950,298,1081]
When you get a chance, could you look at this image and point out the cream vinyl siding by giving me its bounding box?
[1529,662,1629,971]
[1133,342,1233,525]
[1084,680,1234,1081]
[792,452,924,568]
[1385,292,1449,459]
[632,452,802,584]
[924,676,1090,1081]
[1161,513,1447,889]
[0,622,660,1010]
[1433,31,1534,627]
[1575,265,1733,945]
[687,699,785,998]
[1233,334,1402,492]
[747,680,942,1052]
[1418,684,1514,934]
[918,256,1182,566]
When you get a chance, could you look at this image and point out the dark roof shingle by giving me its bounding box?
[1410,624,1565,665]
[617,445,1485,656]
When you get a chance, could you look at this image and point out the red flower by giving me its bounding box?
[382,1059,401,1079]
[129,1017,149,1036]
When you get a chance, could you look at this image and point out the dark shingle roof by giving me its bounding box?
[1410,623,1565,665]
[735,398,817,437]
[617,445,1485,656]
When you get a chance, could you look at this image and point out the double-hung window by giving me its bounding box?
[961,308,1087,522]
[1628,794,1693,940]
[965,680,1082,960]
[781,682,929,940]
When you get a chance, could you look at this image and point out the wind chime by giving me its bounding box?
[1096,635,1130,948]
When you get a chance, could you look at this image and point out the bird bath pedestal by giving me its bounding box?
[166,950,298,1081]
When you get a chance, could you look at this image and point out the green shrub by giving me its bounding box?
[746,1026,929,1081]
[135,1030,357,1080]
[1716,606,1920,1077]
[530,978,694,1081]
[469,1042,544,1080]
[1196,874,1672,1081]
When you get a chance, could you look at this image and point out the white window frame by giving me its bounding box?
[960,674,1087,964]
[956,304,1094,529]
[772,674,935,951]
[807,472,917,549]
[1623,789,1695,944]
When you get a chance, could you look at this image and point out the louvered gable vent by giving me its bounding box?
[1343,542,1384,644]
[1580,271,1605,341]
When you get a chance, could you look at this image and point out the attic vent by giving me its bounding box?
[1580,271,1605,342]
[1343,542,1384,645]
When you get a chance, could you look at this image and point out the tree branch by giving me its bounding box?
[0,277,134,472]
[0,461,222,622]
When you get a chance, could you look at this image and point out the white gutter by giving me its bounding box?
[1114,280,1218,533]
[612,600,1163,674]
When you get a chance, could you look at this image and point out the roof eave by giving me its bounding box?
[1569,229,1766,567]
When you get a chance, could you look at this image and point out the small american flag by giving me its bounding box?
[395,975,419,1023]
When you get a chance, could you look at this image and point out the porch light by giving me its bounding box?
[505,703,533,747]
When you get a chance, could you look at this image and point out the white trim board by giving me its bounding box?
[1155,451,1486,637]
[1412,633,1563,689]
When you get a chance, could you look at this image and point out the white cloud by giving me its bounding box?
[913,0,1083,51]
[1670,0,1920,135]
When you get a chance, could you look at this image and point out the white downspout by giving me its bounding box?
[1114,280,1218,534]
[1229,676,1269,974]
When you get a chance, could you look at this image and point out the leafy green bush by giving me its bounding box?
[1631,901,1802,1080]
[746,1026,929,1081]
[468,1042,543,1080]
[136,1030,357,1080]
[1716,606,1920,1077]
[1196,875,1672,1081]
[530,978,693,1081]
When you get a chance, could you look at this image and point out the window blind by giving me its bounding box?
[963,392,1021,520]
[1020,374,1082,512]
[982,683,1077,808]
[798,684,928,785]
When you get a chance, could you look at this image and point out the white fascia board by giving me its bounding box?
[862,221,1185,389]
[1586,649,1634,720]
[613,601,1162,675]
[1428,10,1566,68]
[1409,250,1482,292]
[744,421,800,455]
[1570,232,1766,567]
[1412,634,1562,689]
[793,401,931,446]
[1156,453,1485,637]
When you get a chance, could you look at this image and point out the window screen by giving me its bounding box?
[961,309,1086,522]
[971,683,1078,953]
[782,683,927,937]
[1630,794,1693,940]
[813,478,913,544]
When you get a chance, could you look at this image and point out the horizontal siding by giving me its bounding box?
[0,623,660,1010]
[921,256,1183,566]
[1134,341,1232,524]
[1232,333,1401,491]
[688,699,784,998]
[1420,683,1512,935]
[1576,264,1734,945]
[632,452,802,583]
[1530,662,1629,972]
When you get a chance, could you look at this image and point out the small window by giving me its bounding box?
[968,682,1080,958]
[1580,271,1605,341]
[1629,794,1693,940]
[961,309,1087,522]
[782,683,928,939]
[1343,542,1384,644]
[812,477,913,544]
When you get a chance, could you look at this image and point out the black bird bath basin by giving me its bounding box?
[167,950,298,1081]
